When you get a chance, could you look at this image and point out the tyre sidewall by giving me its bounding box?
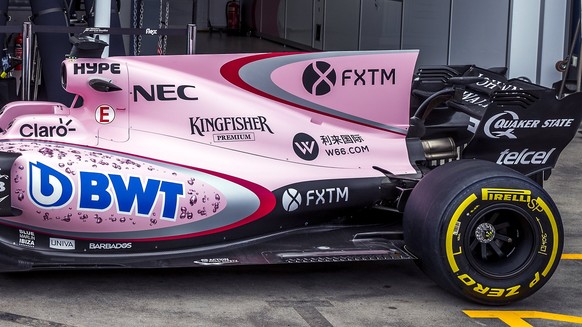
[424,176,563,304]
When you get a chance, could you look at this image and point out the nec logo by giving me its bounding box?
[293,133,319,161]
[133,85,198,102]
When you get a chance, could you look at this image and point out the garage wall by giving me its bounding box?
[448,0,510,68]
[247,0,568,86]
[401,0,450,67]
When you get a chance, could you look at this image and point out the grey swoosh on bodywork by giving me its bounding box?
[238,51,418,135]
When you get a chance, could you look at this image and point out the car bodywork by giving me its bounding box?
[0,45,579,303]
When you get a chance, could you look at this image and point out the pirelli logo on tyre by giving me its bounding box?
[445,188,561,302]
[481,188,531,203]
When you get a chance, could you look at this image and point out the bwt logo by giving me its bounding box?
[29,162,74,209]
[28,161,184,220]
[302,61,336,96]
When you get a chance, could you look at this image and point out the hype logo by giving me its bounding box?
[29,162,74,208]
[302,61,336,96]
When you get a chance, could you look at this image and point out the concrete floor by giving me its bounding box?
[0,35,580,327]
[0,132,577,327]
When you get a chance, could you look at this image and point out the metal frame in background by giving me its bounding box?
[557,0,582,98]
[14,22,197,101]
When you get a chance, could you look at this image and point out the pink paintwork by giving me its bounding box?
[0,50,419,239]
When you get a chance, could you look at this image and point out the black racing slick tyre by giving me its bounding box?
[403,160,563,305]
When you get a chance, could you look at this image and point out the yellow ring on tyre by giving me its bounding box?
[446,193,477,273]
[537,198,559,277]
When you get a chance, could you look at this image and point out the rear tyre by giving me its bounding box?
[403,160,563,305]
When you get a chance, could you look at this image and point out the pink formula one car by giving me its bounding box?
[0,37,580,304]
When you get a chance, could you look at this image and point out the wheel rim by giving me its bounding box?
[464,205,537,278]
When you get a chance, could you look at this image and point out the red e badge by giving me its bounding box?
[95,105,116,124]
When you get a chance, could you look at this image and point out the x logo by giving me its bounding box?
[302,61,337,96]
[282,188,302,212]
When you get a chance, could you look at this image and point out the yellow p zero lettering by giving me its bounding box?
[529,272,540,288]
[472,283,490,295]
[458,273,476,286]
[535,199,559,277]
[487,288,505,297]
[464,311,582,326]
[446,194,477,273]
[505,285,520,297]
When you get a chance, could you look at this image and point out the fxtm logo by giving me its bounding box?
[20,118,76,138]
[282,187,349,212]
[302,61,396,96]
[28,161,184,220]
[293,133,319,161]
[302,61,336,96]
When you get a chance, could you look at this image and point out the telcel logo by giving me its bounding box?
[496,148,555,165]
[29,161,184,220]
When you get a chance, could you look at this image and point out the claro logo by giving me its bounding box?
[20,118,76,138]
[302,61,396,96]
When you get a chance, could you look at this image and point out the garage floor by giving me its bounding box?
[0,35,579,327]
